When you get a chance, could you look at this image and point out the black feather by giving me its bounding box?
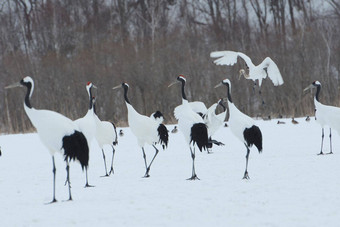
[190,123,209,152]
[62,131,89,170]
[157,124,169,149]
[243,125,263,153]
[153,111,164,120]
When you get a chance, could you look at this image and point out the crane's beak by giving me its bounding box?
[214,82,223,88]
[92,84,97,89]
[5,82,21,89]
[112,84,121,90]
[168,81,179,88]
[303,84,313,92]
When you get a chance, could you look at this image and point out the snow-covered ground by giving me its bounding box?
[0,117,339,227]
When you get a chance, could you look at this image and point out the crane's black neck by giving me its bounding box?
[23,81,32,109]
[219,102,226,112]
[93,101,97,114]
[315,85,321,102]
[226,84,233,103]
[88,87,93,110]
[123,85,130,104]
[181,80,187,101]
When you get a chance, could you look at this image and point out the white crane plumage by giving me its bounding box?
[5,76,89,203]
[74,82,97,187]
[112,83,168,177]
[304,81,340,155]
[169,75,209,180]
[215,79,263,179]
[92,96,118,176]
[210,50,284,87]
[204,99,227,136]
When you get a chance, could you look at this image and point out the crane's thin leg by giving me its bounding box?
[65,159,72,201]
[48,156,57,204]
[187,147,199,180]
[142,147,150,178]
[318,128,325,155]
[84,166,95,187]
[143,145,159,177]
[327,128,333,155]
[243,145,250,179]
[100,149,109,177]
[108,145,115,175]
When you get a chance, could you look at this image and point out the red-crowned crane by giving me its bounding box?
[168,75,209,180]
[92,96,118,176]
[112,83,168,177]
[5,76,89,203]
[304,81,340,155]
[74,82,97,187]
[215,79,263,179]
[210,50,284,87]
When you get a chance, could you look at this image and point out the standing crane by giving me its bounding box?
[5,76,89,203]
[112,83,168,177]
[168,75,209,180]
[304,81,340,155]
[92,96,118,176]
[215,79,263,179]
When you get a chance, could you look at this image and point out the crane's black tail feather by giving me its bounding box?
[191,123,209,152]
[62,131,89,170]
[243,125,263,153]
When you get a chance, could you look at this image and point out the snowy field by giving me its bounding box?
[0,117,339,227]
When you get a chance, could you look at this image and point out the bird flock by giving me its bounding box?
[3,50,336,203]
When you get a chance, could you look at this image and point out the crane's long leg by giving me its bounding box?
[142,147,150,178]
[84,166,95,187]
[65,159,72,201]
[108,145,115,175]
[48,156,57,204]
[318,128,325,155]
[143,145,159,177]
[243,145,250,179]
[187,147,199,180]
[101,149,109,177]
[327,128,333,155]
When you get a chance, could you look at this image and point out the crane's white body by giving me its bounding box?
[314,99,340,134]
[25,105,80,155]
[126,103,160,147]
[75,110,96,145]
[210,50,283,86]
[174,99,205,144]
[94,114,117,149]
[227,102,256,143]
[189,101,207,116]
[204,102,227,137]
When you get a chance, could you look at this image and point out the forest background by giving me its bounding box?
[0,0,339,133]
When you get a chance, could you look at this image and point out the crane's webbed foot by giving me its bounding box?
[84,183,95,188]
[317,151,324,155]
[186,174,200,180]
[243,171,250,180]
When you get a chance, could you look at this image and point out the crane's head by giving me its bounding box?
[5,76,34,89]
[168,75,187,88]
[112,82,129,91]
[303,80,321,92]
[92,96,96,103]
[239,69,250,79]
[214,78,231,89]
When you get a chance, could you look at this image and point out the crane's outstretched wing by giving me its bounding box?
[189,101,207,117]
[210,51,253,68]
[261,57,284,86]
